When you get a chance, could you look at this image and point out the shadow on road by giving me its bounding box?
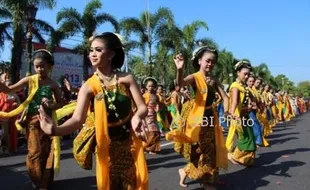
[147,154,182,166]
[268,137,299,145]
[148,161,185,171]
[217,147,310,189]
[0,164,30,190]
[256,148,310,166]
[272,127,293,132]
[267,132,300,139]
[219,160,306,190]
[53,176,96,190]
[60,152,74,160]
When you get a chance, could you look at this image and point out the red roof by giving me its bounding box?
[23,41,74,53]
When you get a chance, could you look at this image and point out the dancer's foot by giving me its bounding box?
[178,168,187,187]
[228,153,239,165]
[149,152,157,155]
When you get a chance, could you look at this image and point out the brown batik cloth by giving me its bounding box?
[109,134,137,190]
[143,131,161,153]
[25,115,54,189]
[183,126,219,184]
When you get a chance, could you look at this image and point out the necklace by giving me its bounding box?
[101,74,114,82]
[94,71,119,119]
[236,79,250,106]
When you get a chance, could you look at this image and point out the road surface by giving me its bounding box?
[1,112,309,190]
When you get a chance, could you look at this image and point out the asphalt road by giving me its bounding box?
[1,112,310,190]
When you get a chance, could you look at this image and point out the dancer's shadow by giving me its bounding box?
[256,148,310,165]
[218,160,305,190]
[147,154,182,166]
[52,176,97,190]
[0,161,25,170]
[158,147,175,155]
[272,127,293,132]
[148,161,185,171]
[0,164,30,190]
[60,152,74,160]
[267,132,299,139]
[268,137,299,145]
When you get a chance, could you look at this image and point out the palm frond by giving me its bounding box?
[33,19,54,33]
[151,7,174,28]
[58,20,81,36]
[0,7,12,19]
[183,20,208,46]
[120,17,145,38]
[0,22,12,47]
[124,40,141,53]
[32,29,45,43]
[96,13,119,32]
[47,30,68,52]
[56,7,83,27]
[83,0,102,16]
[27,0,56,9]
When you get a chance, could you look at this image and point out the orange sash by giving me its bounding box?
[86,75,148,190]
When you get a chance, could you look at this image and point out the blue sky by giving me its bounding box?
[1,0,309,83]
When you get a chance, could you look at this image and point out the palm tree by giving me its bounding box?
[0,0,56,83]
[180,21,218,75]
[46,28,69,53]
[0,7,12,51]
[122,37,141,72]
[120,7,175,76]
[214,49,235,84]
[56,0,119,80]
[253,63,273,83]
[129,55,148,86]
[152,44,172,87]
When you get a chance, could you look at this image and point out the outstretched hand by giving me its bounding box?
[38,105,57,135]
[173,54,184,70]
[131,115,148,142]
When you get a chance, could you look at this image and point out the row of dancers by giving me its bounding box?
[0,32,308,190]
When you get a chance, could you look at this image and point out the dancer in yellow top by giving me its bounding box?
[38,32,149,190]
[167,46,229,190]
[0,50,63,190]
[226,61,256,166]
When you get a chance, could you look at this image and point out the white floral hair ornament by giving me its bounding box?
[143,76,158,85]
[191,46,217,60]
[191,46,208,60]
[234,60,250,70]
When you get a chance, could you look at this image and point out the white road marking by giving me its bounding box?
[160,142,174,147]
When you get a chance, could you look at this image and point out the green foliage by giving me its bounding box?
[1,2,301,90]
[295,81,310,97]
